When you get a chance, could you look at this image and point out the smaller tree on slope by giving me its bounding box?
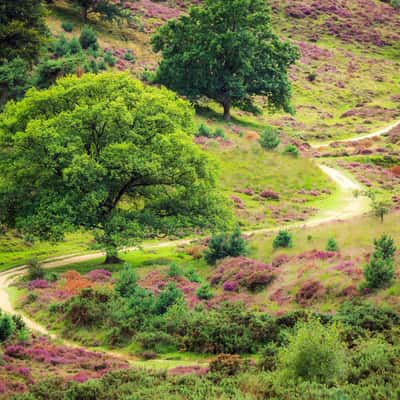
[152,0,299,121]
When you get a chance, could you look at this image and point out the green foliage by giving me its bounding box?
[66,287,111,327]
[278,318,347,384]
[374,234,396,260]
[61,21,74,33]
[273,230,293,249]
[27,258,45,280]
[33,56,83,89]
[115,263,137,298]
[79,26,98,50]
[135,331,177,352]
[69,0,130,23]
[185,268,201,283]
[258,126,280,150]
[196,283,213,300]
[349,338,397,383]
[68,37,82,55]
[104,50,116,66]
[0,73,228,260]
[0,311,15,342]
[283,144,299,157]
[123,49,135,62]
[54,34,69,57]
[204,227,247,264]
[167,262,182,278]
[152,0,299,120]
[196,124,225,139]
[154,283,183,314]
[0,0,48,64]
[326,238,339,252]
[363,235,396,290]
[335,302,400,333]
[0,58,31,108]
[259,342,279,371]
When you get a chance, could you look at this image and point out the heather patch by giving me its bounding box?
[0,336,128,397]
[211,257,275,293]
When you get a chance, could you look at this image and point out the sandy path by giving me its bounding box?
[0,119,396,364]
[311,119,400,149]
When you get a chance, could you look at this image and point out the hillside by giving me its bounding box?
[1,0,400,399]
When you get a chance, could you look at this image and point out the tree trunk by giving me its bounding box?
[223,100,231,121]
[83,7,88,22]
[104,246,122,264]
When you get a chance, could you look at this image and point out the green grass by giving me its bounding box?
[0,231,93,272]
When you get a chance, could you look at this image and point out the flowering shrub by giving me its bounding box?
[296,280,325,305]
[28,279,49,290]
[85,269,112,282]
[260,189,280,200]
[212,257,275,292]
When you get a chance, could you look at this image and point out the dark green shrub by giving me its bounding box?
[154,283,183,314]
[66,288,111,327]
[0,312,15,342]
[135,331,177,352]
[335,302,400,333]
[283,144,299,157]
[204,226,247,265]
[61,21,74,32]
[54,34,69,57]
[68,37,82,55]
[363,256,394,289]
[104,50,116,66]
[196,124,225,139]
[326,238,339,252]
[185,268,201,283]
[363,235,396,290]
[11,314,26,331]
[115,263,137,298]
[167,262,182,278]
[259,342,279,371]
[196,284,213,300]
[123,49,135,62]
[79,26,98,50]
[273,230,293,249]
[258,126,280,150]
[374,234,396,260]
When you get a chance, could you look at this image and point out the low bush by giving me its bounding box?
[79,26,98,50]
[196,284,213,300]
[61,21,74,32]
[283,144,299,157]
[273,230,293,249]
[258,126,280,150]
[204,227,247,264]
[0,312,15,342]
[326,238,339,252]
[278,318,347,384]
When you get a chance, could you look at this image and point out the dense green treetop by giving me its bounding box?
[152,0,299,120]
[0,73,229,261]
[0,0,49,64]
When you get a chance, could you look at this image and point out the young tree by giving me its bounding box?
[152,0,299,121]
[363,234,396,290]
[258,126,280,150]
[0,73,229,263]
[0,0,48,64]
[278,318,347,384]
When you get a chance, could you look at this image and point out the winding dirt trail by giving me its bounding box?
[0,119,397,364]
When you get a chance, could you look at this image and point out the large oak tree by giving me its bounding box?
[0,73,229,263]
[152,0,299,120]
